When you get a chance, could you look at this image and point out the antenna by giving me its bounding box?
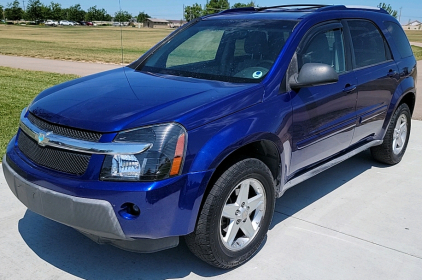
[119,0,124,65]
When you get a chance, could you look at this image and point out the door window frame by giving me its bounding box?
[344,19,393,70]
[284,20,352,92]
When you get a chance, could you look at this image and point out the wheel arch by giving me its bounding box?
[191,139,283,232]
[397,91,416,116]
[208,139,282,191]
[382,82,416,139]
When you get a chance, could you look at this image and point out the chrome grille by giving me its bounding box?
[28,113,102,142]
[18,131,91,175]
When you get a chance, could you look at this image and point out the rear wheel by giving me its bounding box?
[371,103,411,165]
[185,158,275,269]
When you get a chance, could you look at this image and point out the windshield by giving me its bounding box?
[138,19,297,83]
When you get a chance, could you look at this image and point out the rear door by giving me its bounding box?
[289,22,358,176]
[346,19,400,145]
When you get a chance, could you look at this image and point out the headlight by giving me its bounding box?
[100,123,187,181]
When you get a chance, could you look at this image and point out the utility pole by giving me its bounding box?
[22,0,25,12]
[399,7,402,23]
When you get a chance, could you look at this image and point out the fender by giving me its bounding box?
[381,74,416,139]
[189,117,284,173]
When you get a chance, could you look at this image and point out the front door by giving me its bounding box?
[288,22,358,177]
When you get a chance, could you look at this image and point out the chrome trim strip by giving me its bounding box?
[19,111,152,155]
[297,124,356,150]
[278,140,383,197]
[361,111,386,124]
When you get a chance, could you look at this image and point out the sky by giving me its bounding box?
[1,0,421,24]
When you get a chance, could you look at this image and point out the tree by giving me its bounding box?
[114,10,132,22]
[49,2,62,21]
[25,0,43,21]
[377,3,397,18]
[184,3,202,21]
[40,4,50,19]
[137,11,150,23]
[4,0,24,20]
[61,7,69,20]
[67,4,85,22]
[85,6,110,21]
[204,0,229,15]
[0,5,4,20]
[231,1,256,8]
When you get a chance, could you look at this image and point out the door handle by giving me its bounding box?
[343,84,356,93]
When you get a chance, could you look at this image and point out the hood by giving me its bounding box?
[29,67,263,132]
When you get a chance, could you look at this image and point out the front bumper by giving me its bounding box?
[3,156,183,252]
[4,134,213,251]
[3,156,126,240]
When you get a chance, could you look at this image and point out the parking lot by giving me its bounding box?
[0,59,421,279]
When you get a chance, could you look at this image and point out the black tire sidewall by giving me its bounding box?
[207,159,275,265]
[388,104,411,163]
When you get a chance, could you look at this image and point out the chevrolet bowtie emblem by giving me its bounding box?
[37,132,52,146]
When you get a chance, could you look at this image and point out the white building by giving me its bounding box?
[402,20,422,30]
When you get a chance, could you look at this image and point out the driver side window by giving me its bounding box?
[298,28,346,74]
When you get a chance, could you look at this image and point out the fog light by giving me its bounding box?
[119,203,141,220]
[111,155,140,179]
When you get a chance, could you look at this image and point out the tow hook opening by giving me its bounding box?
[119,203,141,220]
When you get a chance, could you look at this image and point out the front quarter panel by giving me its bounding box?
[185,91,293,188]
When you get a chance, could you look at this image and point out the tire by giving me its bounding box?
[185,158,275,269]
[371,103,411,165]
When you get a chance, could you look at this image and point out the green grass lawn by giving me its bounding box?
[0,66,79,159]
[405,30,422,43]
[0,25,172,64]
[405,30,422,60]
[411,46,422,61]
[1,25,421,63]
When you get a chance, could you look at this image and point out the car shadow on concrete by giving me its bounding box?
[17,150,386,279]
[271,149,388,228]
[18,210,228,279]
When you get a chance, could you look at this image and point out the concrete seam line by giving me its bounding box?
[275,210,422,260]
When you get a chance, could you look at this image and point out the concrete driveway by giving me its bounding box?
[0,54,120,77]
[410,43,422,120]
[1,122,422,279]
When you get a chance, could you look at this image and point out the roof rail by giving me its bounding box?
[256,4,328,11]
[317,5,389,14]
[218,4,389,15]
[218,7,255,14]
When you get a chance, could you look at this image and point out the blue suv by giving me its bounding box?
[3,5,417,268]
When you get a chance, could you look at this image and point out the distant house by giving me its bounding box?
[402,20,422,30]
[168,20,187,28]
[144,18,169,28]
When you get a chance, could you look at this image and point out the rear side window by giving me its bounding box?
[348,20,391,68]
[384,21,413,58]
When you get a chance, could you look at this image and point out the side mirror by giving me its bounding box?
[289,63,339,89]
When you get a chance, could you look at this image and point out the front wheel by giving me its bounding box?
[371,103,411,165]
[185,158,275,269]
